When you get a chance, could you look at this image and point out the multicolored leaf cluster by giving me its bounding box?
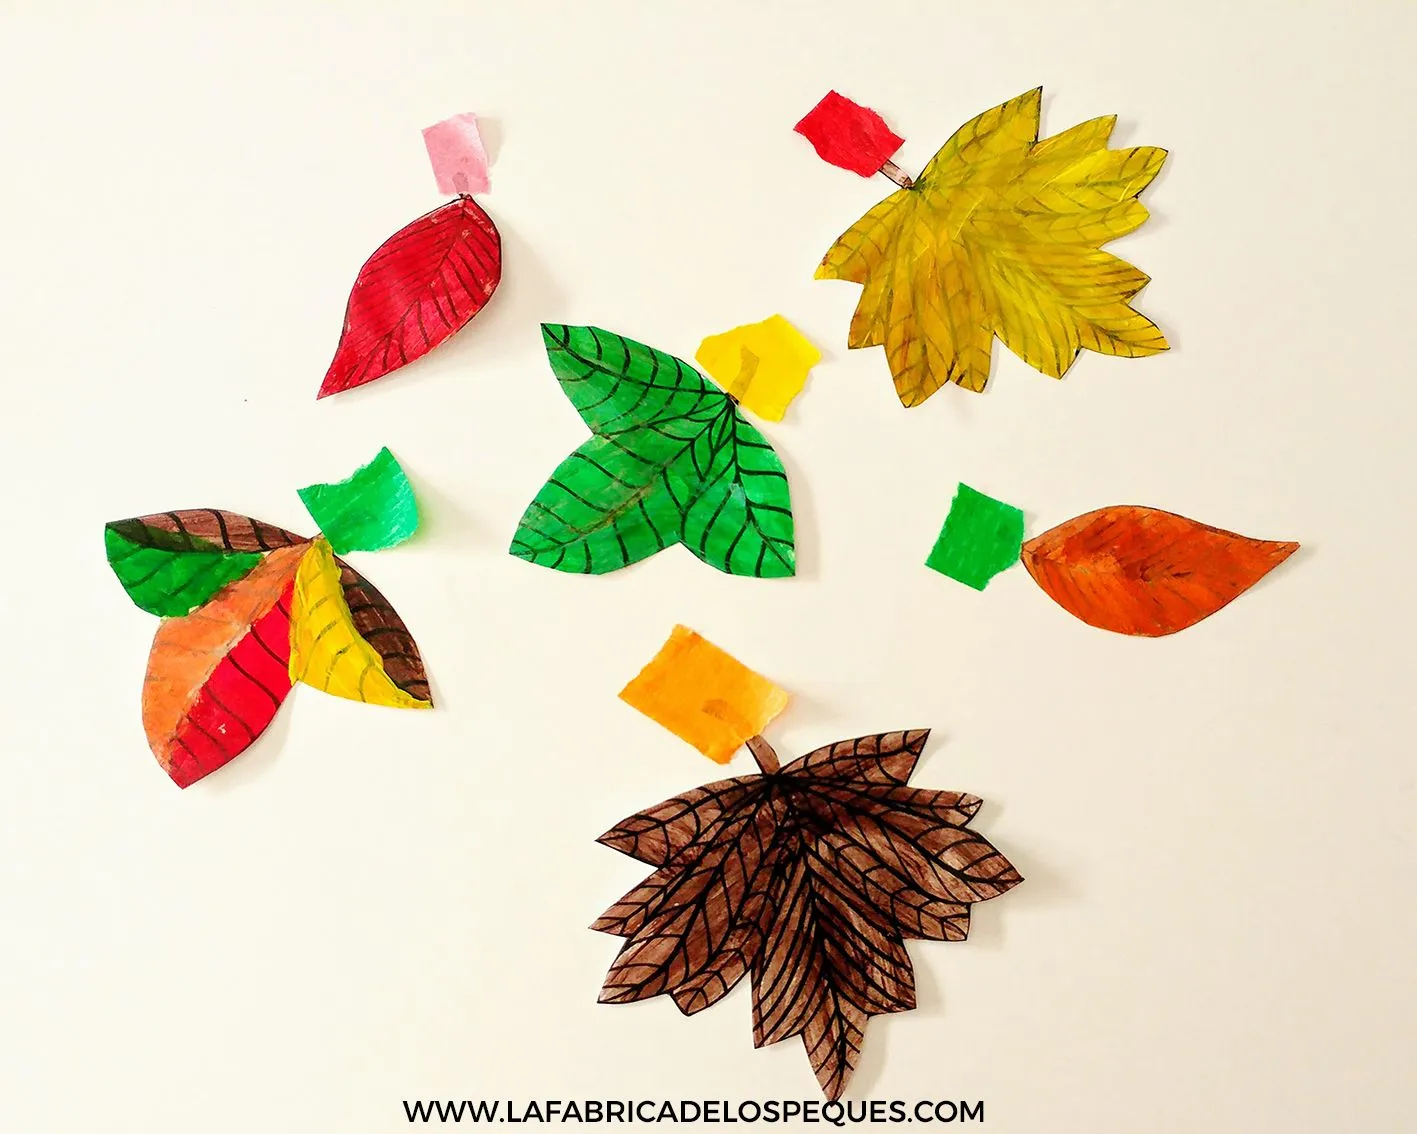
[106,509,431,787]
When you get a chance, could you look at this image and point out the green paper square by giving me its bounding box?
[297,447,419,554]
[925,483,1024,591]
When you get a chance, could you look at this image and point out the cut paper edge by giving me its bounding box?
[619,625,788,764]
[297,447,419,554]
[695,315,822,422]
[423,111,491,196]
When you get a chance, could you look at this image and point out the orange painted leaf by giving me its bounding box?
[142,545,307,787]
[1021,506,1299,636]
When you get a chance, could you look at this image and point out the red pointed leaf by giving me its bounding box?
[1021,506,1299,637]
[318,198,502,398]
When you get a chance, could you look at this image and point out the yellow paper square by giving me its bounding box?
[619,625,789,764]
[695,315,822,422]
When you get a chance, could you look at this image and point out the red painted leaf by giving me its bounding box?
[1021,506,1299,637]
[141,546,304,787]
[318,197,502,398]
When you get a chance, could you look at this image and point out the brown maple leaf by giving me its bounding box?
[592,730,1022,1099]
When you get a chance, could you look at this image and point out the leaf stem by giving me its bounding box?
[746,735,780,774]
[879,159,915,189]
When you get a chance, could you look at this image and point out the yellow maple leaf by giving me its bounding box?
[816,87,1168,405]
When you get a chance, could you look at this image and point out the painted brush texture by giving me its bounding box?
[510,325,795,577]
[319,197,502,398]
[619,625,789,764]
[816,88,1168,404]
[594,729,1020,1100]
[106,498,432,787]
[1021,506,1299,636]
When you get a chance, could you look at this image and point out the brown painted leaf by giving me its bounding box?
[129,509,304,552]
[592,729,1021,1100]
[1021,505,1300,637]
[595,776,764,867]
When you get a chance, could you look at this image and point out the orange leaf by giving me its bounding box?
[1020,507,1298,637]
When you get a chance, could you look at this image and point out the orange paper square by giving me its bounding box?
[619,626,788,764]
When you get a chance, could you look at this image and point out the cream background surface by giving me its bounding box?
[2,2,1414,1130]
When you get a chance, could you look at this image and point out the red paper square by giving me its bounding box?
[794,91,904,178]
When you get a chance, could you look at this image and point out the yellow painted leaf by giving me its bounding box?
[816,87,1168,405]
[288,538,431,710]
[694,315,822,422]
[619,625,788,764]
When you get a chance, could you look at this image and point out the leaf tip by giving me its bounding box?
[596,983,638,1005]
[593,828,627,854]
[761,553,797,580]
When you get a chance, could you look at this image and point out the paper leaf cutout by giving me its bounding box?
[289,538,432,708]
[619,625,789,763]
[694,315,822,422]
[105,519,262,617]
[108,504,431,786]
[318,197,502,399]
[509,325,795,577]
[1021,506,1299,636]
[794,92,904,178]
[335,557,432,703]
[925,483,1024,591]
[422,112,490,196]
[116,509,305,553]
[297,447,418,554]
[593,729,1021,1100]
[141,545,305,787]
[816,87,1168,405]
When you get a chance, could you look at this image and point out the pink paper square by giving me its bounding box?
[422,113,490,196]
